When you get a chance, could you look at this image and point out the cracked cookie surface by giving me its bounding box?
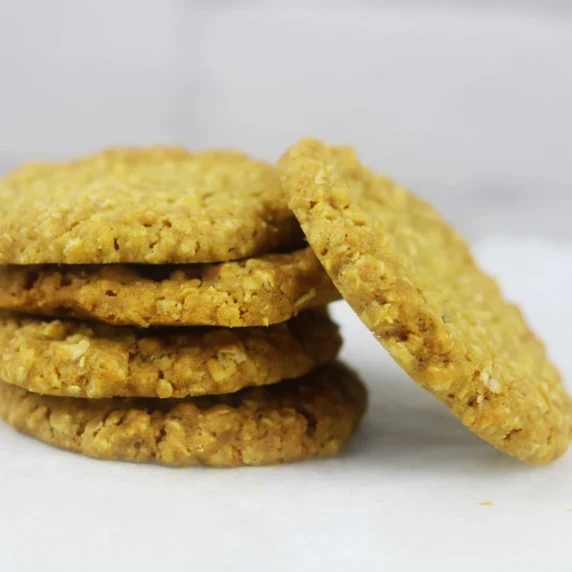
[0,361,367,467]
[0,309,341,398]
[0,146,302,264]
[0,248,339,327]
[279,137,572,465]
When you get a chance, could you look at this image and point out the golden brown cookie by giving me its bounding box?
[0,248,339,327]
[0,309,341,398]
[278,137,572,465]
[0,361,367,467]
[0,147,302,264]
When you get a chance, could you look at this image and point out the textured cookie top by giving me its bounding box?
[0,247,339,327]
[0,361,367,467]
[0,147,301,264]
[279,137,572,465]
[0,309,341,398]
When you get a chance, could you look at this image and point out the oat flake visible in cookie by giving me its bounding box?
[0,146,302,264]
[0,247,339,327]
[0,309,341,398]
[278,137,572,465]
[0,361,367,467]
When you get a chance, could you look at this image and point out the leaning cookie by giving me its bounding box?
[0,361,367,467]
[279,137,572,465]
[0,248,339,327]
[0,309,341,398]
[0,146,303,264]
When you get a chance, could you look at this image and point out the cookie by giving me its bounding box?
[278,137,572,464]
[0,248,339,327]
[0,146,302,264]
[0,309,341,398]
[0,361,367,467]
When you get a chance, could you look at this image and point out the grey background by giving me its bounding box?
[0,0,570,240]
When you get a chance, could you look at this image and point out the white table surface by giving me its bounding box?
[1,236,571,571]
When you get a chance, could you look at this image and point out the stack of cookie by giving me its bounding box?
[1,139,570,468]
[0,148,367,467]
